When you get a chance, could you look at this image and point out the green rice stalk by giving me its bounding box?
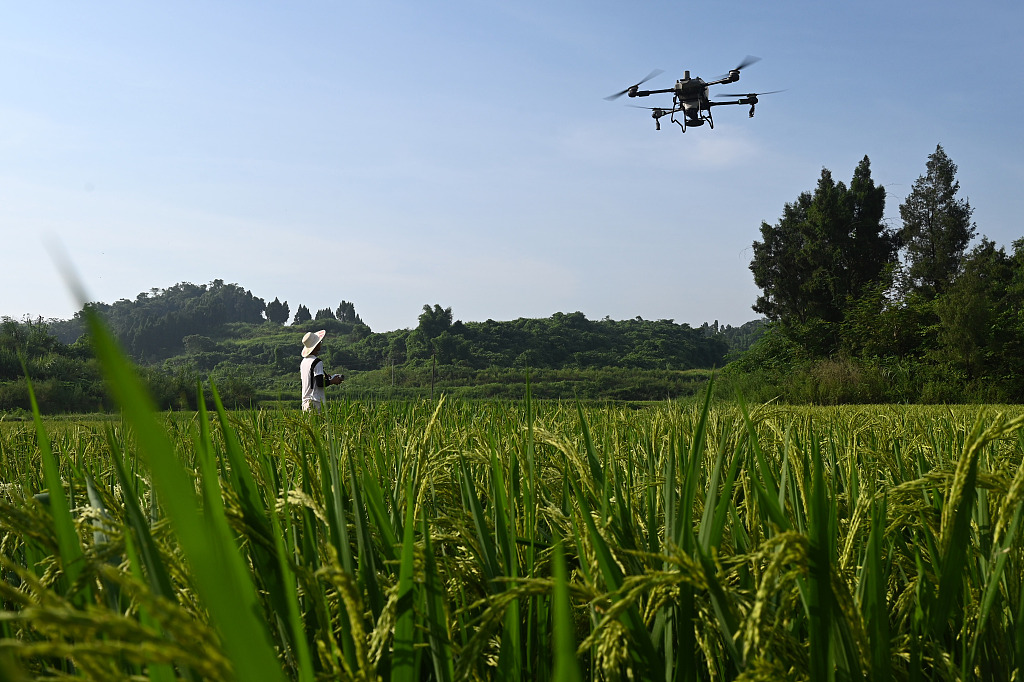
[421,507,455,682]
[551,540,584,682]
[390,478,419,682]
[862,493,892,682]
[23,368,89,608]
[566,471,663,679]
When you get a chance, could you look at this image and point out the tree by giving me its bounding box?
[899,144,976,299]
[931,238,1009,380]
[999,239,1024,397]
[182,334,217,354]
[336,300,363,324]
[314,307,336,320]
[846,156,898,295]
[750,158,897,353]
[417,304,453,339]
[292,304,312,325]
[265,297,290,325]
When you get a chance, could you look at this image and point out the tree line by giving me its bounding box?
[335,305,729,372]
[736,144,1024,403]
[2,297,732,413]
[264,297,363,326]
[48,281,366,360]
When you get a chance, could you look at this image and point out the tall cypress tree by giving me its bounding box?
[846,156,897,295]
[899,145,976,299]
[265,297,290,325]
[292,304,312,325]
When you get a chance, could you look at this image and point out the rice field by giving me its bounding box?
[2,312,1024,680]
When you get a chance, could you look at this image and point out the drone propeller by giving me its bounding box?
[604,69,664,101]
[627,104,672,116]
[715,90,785,99]
[714,55,762,81]
[733,55,761,71]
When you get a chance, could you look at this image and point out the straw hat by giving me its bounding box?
[300,329,326,357]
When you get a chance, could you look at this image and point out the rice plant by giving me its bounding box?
[2,309,1024,680]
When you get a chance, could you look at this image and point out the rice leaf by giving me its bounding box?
[24,369,88,605]
[567,473,663,678]
[81,306,286,682]
[931,418,984,635]
[576,402,605,491]
[391,479,419,682]
[551,540,583,682]
[348,455,386,619]
[121,528,177,682]
[360,466,400,564]
[807,430,835,681]
[459,453,501,585]
[107,427,176,602]
[863,494,891,682]
[421,509,454,682]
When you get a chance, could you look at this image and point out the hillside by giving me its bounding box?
[4,280,763,412]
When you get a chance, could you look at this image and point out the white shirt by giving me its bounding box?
[300,354,326,410]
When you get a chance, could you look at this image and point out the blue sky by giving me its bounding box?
[2,1,1021,332]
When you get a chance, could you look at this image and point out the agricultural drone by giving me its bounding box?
[605,56,781,132]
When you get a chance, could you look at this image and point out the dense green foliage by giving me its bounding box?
[0,319,108,414]
[3,292,735,413]
[750,156,898,352]
[360,308,728,371]
[79,280,267,361]
[742,145,1024,403]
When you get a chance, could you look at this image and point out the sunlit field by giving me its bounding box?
[2,311,1024,681]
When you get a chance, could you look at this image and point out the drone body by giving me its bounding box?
[606,57,781,132]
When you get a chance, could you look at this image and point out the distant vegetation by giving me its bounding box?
[6,144,1021,414]
[3,283,751,413]
[728,145,1024,404]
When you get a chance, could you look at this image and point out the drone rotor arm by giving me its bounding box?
[627,104,680,118]
[630,87,675,98]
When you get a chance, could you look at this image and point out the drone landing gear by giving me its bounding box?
[669,108,686,132]
[667,108,713,133]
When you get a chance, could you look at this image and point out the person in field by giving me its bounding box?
[299,329,343,411]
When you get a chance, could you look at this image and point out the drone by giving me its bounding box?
[605,56,781,132]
